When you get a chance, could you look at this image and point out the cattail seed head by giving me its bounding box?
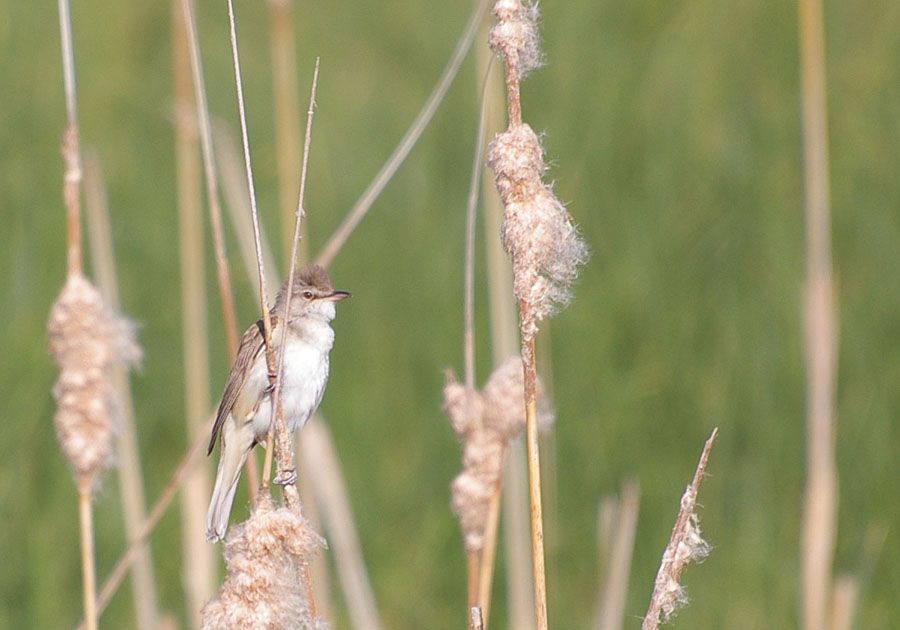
[202,494,327,629]
[48,273,141,481]
[489,0,543,78]
[488,124,588,341]
[444,358,554,551]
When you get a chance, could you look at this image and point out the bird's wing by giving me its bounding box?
[207,318,269,455]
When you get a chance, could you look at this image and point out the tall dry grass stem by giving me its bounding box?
[797,0,838,628]
[267,0,306,263]
[271,58,321,489]
[444,360,554,624]
[78,416,213,628]
[172,3,216,621]
[225,0,281,494]
[83,154,160,630]
[178,0,241,362]
[594,481,640,630]
[51,3,139,629]
[314,0,490,269]
[300,417,383,630]
[477,27,533,627]
[641,429,717,629]
[486,2,588,627]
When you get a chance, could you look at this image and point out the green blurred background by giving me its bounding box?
[1,0,898,627]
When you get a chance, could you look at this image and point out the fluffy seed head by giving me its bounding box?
[48,273,141,480]
[202,494,327,629]
[489,0,543,78]
[488,124,588,340]
[443,358,554,550]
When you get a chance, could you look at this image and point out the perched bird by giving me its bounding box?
[206,264,350,542]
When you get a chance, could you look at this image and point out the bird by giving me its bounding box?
[206,264,350,542]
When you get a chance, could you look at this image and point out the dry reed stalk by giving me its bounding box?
[81,415,214,628]
[478,28,533,627]
[224,0,281,492]
[444,360,554,623]
[314,0,490,269]
[486,2,589,627]
[83,153,160,630]
[797,0,838,628]
[300,417,383,630]
[271,57,321,490]
[172,4,216,621]
[830,575,859,630]
[178,0,240,361]
[642,429,717,630]
[177,0,259,499]
[215,122,281,299]
[267,0,307,263]
[594,481,640,630]
[51,3,140,629]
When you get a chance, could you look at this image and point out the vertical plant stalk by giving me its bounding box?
[314,0,489,269]
[267,0,307,263]
[83,154,160,630]
[594,481,640,630]
[77,477,98,630]
[642,429,717,630]
[81,415,214,628]
[224,0,280,494]
[797,0,838,629]
[462,58,490,620]
[272,58,321,491]
[172,3,215,622]
[300,417,383,630]
[56,2,92,628]
[478,31,533,628]
[178,0,259,500]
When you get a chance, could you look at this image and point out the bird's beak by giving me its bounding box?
[324,290,351,302]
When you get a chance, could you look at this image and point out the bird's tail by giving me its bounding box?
[206,422,255,542]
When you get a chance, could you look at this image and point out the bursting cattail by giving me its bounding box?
[202,494,327,629]
[642,429,717,630]
[444,357,554,552]
[48,272,141,481]
[487,124,588,342]
[487,1,588,342]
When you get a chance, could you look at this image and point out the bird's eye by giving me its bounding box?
[302,291,313,299]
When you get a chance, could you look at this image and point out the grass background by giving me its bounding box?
[1,0,898,627]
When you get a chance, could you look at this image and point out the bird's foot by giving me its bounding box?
[274,467,297,486]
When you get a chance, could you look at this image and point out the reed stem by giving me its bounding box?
[77,480,98,630]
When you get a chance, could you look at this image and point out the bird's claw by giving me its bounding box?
[274,468,297,486]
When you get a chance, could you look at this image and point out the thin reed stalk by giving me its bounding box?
[595,481,640,630]
[83,154,159,630]
[477,17,533,627]
[77,479,98,630]
[172,3,215,622]
[461,55,490,620]
[178,0,240,360]
[225,0,280,492]
[487,2,592,627]
[642,429,717,630]
[177,0,258,500]
[797,0,838,628]
[56,3,93,628]
[81,416,214,628]
[314,0,490,269]
[299,417,383,630]
[271,58,320,489]
[267,0,306,263]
